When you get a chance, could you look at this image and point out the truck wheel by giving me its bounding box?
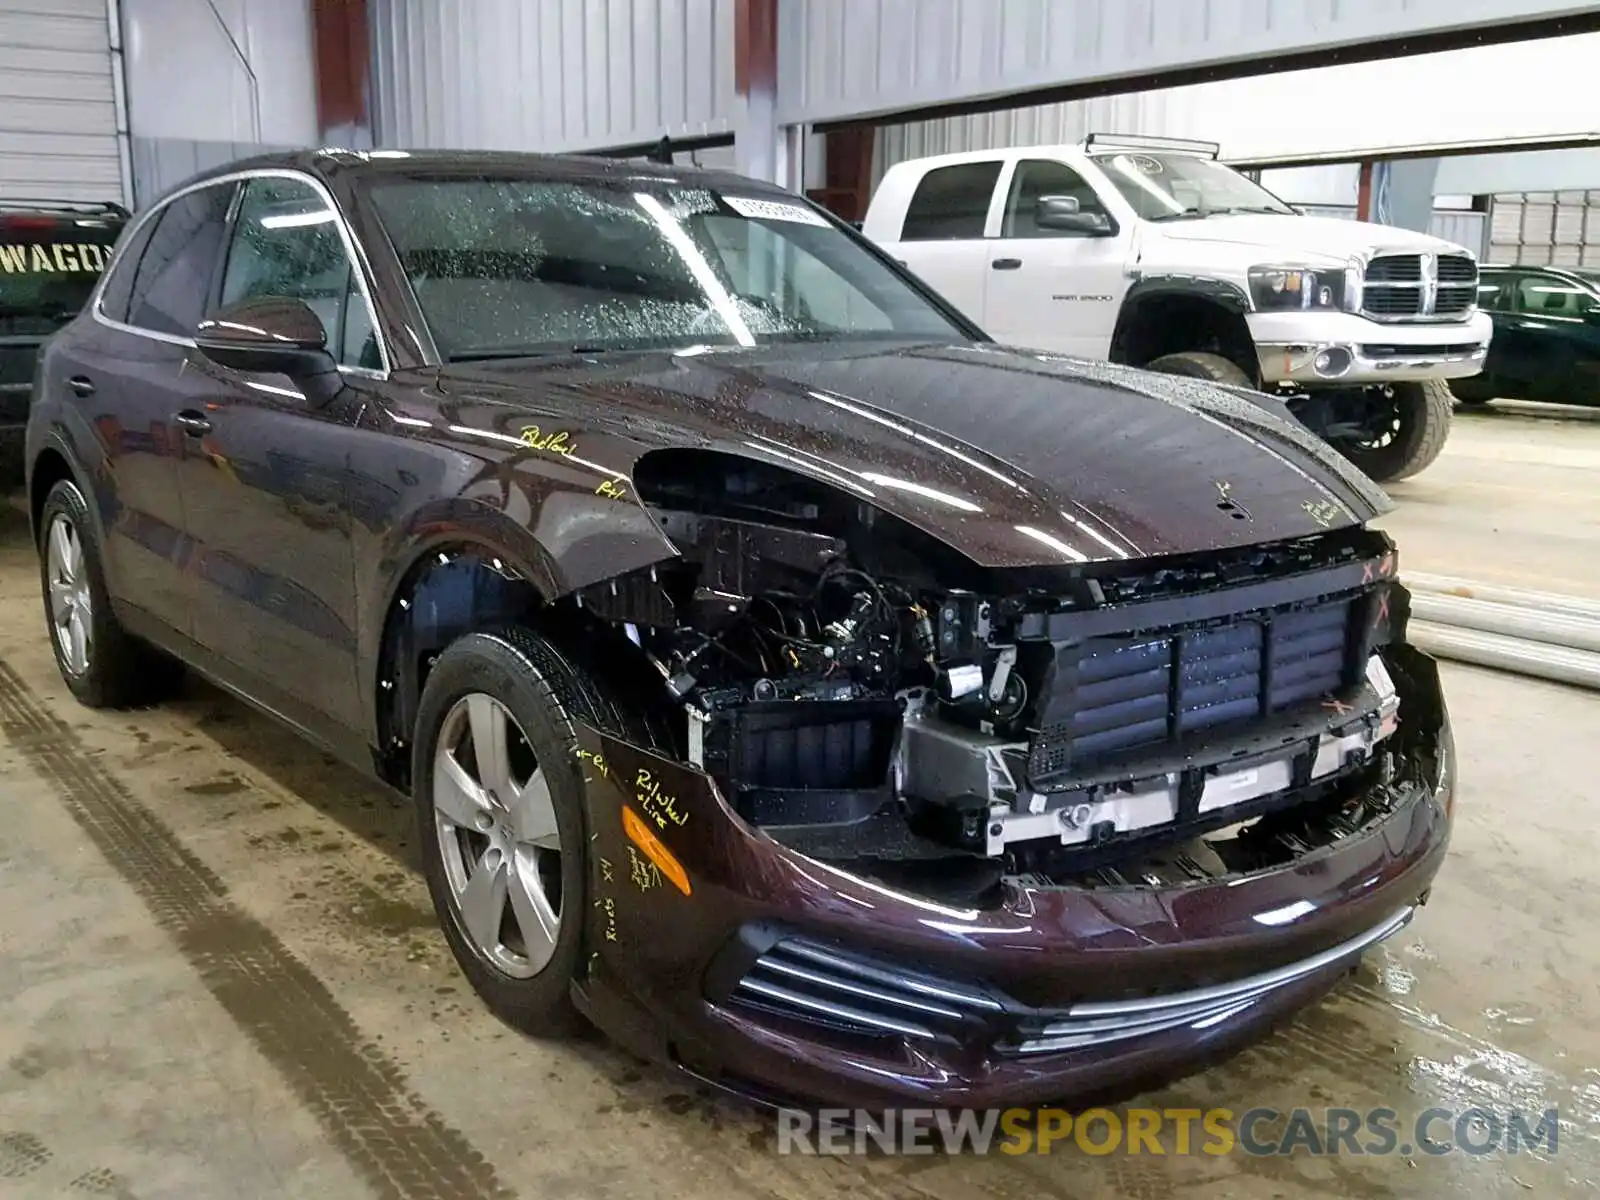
[1144,351,1255,388]
[1332,380,1453,484]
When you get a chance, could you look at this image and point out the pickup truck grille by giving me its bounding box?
[1361,253,1478,321]
[1027,596,1358,782]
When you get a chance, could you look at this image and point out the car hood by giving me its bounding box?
[435,341,1393,571]
[1149,213,1469,261]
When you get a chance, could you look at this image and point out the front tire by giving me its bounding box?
[1330,379,1453,483]
[37,478,179,708]
[1144,350,1256,388]
[414,626,653,1038]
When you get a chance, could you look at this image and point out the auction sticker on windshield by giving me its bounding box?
[722,195,831,227]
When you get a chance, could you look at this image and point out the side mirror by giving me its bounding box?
[1584,302,1600,325]
[195,297,343,405]
[1034,195,1112,235]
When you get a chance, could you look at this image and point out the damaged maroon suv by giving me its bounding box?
[26,149,1454,1109]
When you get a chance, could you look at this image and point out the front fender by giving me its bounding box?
[357,486,682,747]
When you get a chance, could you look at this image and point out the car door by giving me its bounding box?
[45,182,237,638]
[176,173,385,729]
[879,159,1003,326]
[980,157,1127,357]
[1569,276,1600,402]
[1502,271,1592,403]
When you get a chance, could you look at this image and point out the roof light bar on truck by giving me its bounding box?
[1083,132,1221,159]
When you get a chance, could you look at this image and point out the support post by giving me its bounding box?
[735,0,793,185]
[1371,157,1442,233]
[311,0,372,148]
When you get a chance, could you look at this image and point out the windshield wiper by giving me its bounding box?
[449,346,621,362]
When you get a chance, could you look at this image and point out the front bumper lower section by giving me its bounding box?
[569,647,1455,1109]
[1250,309,1492,385]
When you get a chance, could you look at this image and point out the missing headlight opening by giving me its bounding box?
[532,448,1429,907]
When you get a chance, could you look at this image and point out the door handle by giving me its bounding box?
[67,376,94,397]
[991,257,1022,271]
[174,410,212,436]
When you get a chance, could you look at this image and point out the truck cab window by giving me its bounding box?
[901,162,1002,241]
[1002,159,1111,237]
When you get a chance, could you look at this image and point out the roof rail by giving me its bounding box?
[0,198,130,219]
[1083,133,1221,159]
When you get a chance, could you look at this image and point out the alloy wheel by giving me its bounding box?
[432,693,563,979]
[1348,387,1402,452]
[45,515,93,676]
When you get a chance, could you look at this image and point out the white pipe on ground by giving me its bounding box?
[1403,573,1600,621]
[1407,620,1600,691]
[1408,592,1600,655]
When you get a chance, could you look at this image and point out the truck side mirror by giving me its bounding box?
[1034,195,1113,235]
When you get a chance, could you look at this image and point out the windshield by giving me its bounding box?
[365,176,967,360]
[1089,152,1296,221]
[0,218,121,330]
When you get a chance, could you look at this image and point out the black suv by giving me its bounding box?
[1452,263,1600,409]
[1,199,128,478]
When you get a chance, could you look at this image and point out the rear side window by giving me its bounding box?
[127,183,237,337]
[1511,272,1590,316]
[900,162,1003,241]
[97,218,159,322]
[0,215,121,324]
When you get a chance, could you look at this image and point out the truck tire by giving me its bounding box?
[1334,380,1453,484]
[1144,351,1255,388]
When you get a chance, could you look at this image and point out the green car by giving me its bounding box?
[1,199,128,480]
[1453,264,1600,408]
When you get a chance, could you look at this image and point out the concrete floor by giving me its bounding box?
[2,403,1598,1199]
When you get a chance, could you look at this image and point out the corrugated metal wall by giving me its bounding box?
[1488,192,1600,266]
[0,0,123,201]
[368,0,737,152]
[778,0,1600,127]
[128,137,294,207]
[873,93,1169,182]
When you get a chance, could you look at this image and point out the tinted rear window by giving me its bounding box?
[901,162,1003,241]
[0,217,122,324]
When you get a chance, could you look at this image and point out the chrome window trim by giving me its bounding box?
[89,166,394,379]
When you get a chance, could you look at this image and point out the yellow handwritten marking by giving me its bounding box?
[635,767,688,829]
[595,478,628,500]
[1303,499,1341,528]
[626,845,663,893]
[596,894,619,942]
[577,748,611,779]
[518,424,577,455]
[598,855,615,885]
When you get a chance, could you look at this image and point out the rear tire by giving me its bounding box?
[1331,379,1453,484]
[37,478,181,708]
[1144,350,1256,388]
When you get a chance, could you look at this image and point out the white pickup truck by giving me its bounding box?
[861,134,1493,483]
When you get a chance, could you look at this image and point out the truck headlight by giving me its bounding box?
[1248,265,1346,312]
